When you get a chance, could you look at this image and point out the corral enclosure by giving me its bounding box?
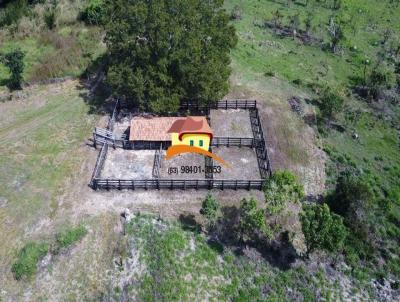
[91,100,271,190]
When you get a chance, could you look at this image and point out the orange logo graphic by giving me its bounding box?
[166,116,230,167]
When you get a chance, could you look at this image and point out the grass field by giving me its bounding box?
[0,80,98,296]
[0,0,398,300]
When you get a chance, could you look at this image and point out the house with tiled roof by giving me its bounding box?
[167,117,213,151]
[129,116,213,151]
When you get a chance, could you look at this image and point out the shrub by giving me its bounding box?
[300,203,347,256]
[79,0,105,25]
[43,10,56,30]
[11,242,49,280]
[366,63,396,100]
[318,87,344,120]
[263,170,304,216]
[55,225,87,250]
[0,0,30,27]
[200,193,220,228]
[238,198,270,241]
[0,48,25,89]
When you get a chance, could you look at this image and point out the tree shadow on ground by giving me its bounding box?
[76,53,114,115]
[179,213,202,234]
[212,206,299,270]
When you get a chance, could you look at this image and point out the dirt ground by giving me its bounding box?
[113,117,130,138]
[212,146,261,179]
[101,149,155,179]
[227,70,327,198]
[159,152,206,179]
[0,74,327,300]
[209,109,253,137]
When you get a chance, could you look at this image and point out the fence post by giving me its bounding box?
[118,180,121,190]
[196,180,199,190]
[132,180,135,190]
[235,180,238,190]
[157,179,160,190]
[93,133,97,149]
[106,179,109,191]
[248,180,251,191]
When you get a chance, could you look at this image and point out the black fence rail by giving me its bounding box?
[250,108,272,178]
[152,145,163,178]
[180,99,257,112]
[90,143,108,187]
[205,147,214,179]
[92,178,264,191]
[211,137,259,148]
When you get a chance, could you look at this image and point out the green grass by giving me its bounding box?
[0,82,97,284]
[123,214,362,301]
[56,225,87,250]
[225,0,400,89]
[225,0,400,278]
[11,242,49,280]
[0,38,54,85]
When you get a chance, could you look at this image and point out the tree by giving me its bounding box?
[288,13,300,39]
[327,16,344,53]
[318,87,344,120]
[238,198,269,242]
[263,170,304,218]
[327,174,374,239]
[300,203,347,257]
[0,48,25,89]
[200,193,220,229]
[104,0,237,113]
[366,62,396,100]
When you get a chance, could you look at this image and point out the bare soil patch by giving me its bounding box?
[212,146,260,179]
[159,152,206,179]
[210,109,252,137]
[101,149,155,179]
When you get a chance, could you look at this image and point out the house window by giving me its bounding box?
[199,140,203,147]
[190,140,194,146]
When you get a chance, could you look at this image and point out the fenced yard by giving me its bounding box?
[90,99,272,190]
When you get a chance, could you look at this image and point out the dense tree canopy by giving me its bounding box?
[104,0,237,113]
[300,203,347,257]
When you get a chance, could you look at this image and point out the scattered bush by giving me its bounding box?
[366,63,396,100]
[11,242,49,280]
[0,0,30,27]
[0,48,25,89]
[327,174,374,240]
[79,0,105,25]
[318,87,344,120]
[200,193,220,229]
[238,198,270,241]
[55,225,87,250]
[263,170,304,216]
[43,10,56,30]
[300,203,348,256]
[230,5,242,21]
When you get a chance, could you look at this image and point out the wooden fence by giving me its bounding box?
[90,98,272,190]
[211,137,258,148]
[180,99,257,112]
[90,143,108,187]
[92,178,264,191]
[152,145,163,178]
[250,108,272,178]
